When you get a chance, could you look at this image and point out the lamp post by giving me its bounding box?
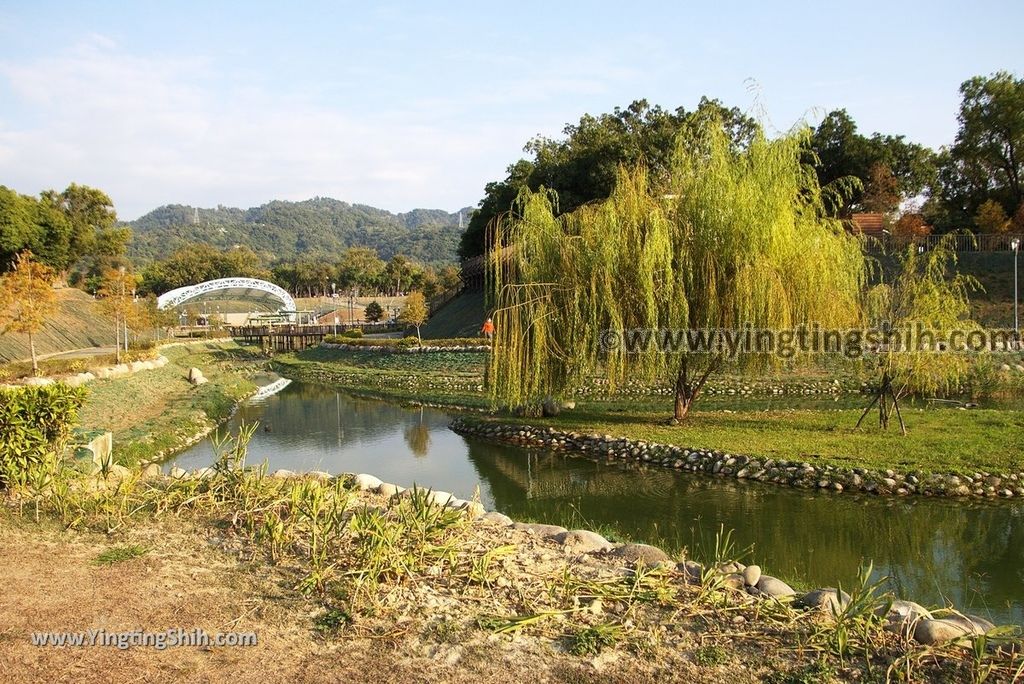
[1012,237,1020,348]
[331,282,337,335]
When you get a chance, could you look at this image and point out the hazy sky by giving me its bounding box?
[1,1,1022,219]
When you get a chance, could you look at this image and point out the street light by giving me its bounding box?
[1012,237,1020,347]
[331,282,337,335]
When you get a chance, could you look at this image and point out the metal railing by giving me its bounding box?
[862,233,1023,254]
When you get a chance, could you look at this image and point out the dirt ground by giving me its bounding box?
[0,514,759,684]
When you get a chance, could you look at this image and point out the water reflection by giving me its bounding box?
[172,381,1024,624]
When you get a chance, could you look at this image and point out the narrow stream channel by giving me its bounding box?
[171,379,1024,625]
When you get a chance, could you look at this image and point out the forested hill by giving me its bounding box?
[124,198,472,266]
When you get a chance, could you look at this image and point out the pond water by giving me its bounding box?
[171,379,1024,625]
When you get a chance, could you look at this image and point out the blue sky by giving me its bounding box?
[1,1,1022,219]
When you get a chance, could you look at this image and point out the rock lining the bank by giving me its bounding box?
[121,461,1019,648]
[1,354,169,389]
[450,418,1024,502]
[321,342,490,353]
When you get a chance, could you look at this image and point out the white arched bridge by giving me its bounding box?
[156,277,296,318]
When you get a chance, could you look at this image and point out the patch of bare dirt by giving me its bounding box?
[0,514,763,683]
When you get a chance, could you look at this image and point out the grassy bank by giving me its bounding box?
[273,347,1023,478]
[271,347,490,409]
[4,457,1019,682]
[78,341,261,465]
[521,399,1024,476]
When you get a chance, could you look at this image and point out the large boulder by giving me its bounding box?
[755,575,796,598]
[677,560,704,584]
[881,600,931,637]
[742,565,762,587]
[140,463,162,479]
[914,616,988,645]
[377,482,405,497]
[610,543,670,566]
[797,588,852,612]
[354,473,384,491]
[554,529,613,554]
[512,522,569,538]
[481,511,513,526]
[106,463,132,479]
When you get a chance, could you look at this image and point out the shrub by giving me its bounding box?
[0,383,87,489]
[323,336,419,347]
[322,336,490,348]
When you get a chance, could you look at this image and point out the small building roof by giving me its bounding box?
[851,213,886,236]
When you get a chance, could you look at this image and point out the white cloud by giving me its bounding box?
[0,37,540,219]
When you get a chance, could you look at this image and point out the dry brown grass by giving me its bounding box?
[0,511,764,684]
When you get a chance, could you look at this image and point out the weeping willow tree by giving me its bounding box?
[486,119,867,420]
[859,239,979,434]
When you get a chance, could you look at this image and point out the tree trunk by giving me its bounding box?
[673,382,696,421]
[672,356,720,421]
[29,332,38,376]
[114,316,121,364]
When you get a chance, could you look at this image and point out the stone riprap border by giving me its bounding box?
[321,342,490,353]
[133,466,1007,648]
[1,355,169,389]
[577,376,866,397]
[449,418,1024,501]
[102,460,1014,647]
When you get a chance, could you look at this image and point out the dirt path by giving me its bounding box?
[0,516,709,684]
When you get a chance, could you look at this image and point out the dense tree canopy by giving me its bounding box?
[137,243,461,303]
[924,72,1024,232]
[0,183,125,278]
[126,198,467,267]
[139,244,271,294]
[808,109,937,215]
[458,98,758,259]
[464,76,1022,258]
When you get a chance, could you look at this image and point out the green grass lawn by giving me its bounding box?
[78,341,259,465]
[526,400,1023,475]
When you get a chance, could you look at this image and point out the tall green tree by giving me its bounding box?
[955,72,1024,210]
[925,72,1024,232]
[488,120,866,420]
[385,255,415,295]
[336,247,385,295]
[0,252,59,374]
[459,98,758,260]
[0,188,38,269]
[139,244,269,294]
[809,110,936,215]
[364,300,384,322]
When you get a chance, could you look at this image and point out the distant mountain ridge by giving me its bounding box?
[124,197,472,266]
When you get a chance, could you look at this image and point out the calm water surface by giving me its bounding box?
[172,379,1024,625]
